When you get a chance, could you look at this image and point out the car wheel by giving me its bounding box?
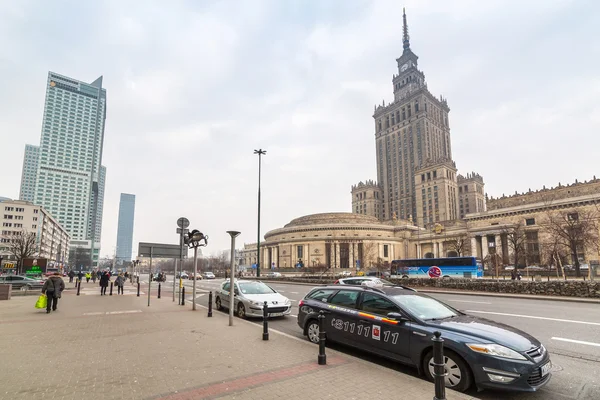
[423,349,472,393]
[402,275,409,279]
[215,297,222,310]
[237,303,246,319]
[442,275,451,279]
[306,319,320,344]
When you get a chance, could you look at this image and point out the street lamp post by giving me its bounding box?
[254,149,266,277]
[184,229,208,311]
[227,231,241,326]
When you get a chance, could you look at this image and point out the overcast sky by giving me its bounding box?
[1,0,599,258]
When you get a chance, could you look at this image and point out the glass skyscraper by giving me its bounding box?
[20,72,107,267]
[19,144,40,202]
[116,193,135,263]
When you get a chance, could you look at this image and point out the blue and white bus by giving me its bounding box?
[391,257,483,279]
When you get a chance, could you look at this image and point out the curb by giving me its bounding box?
[256,279,600,303]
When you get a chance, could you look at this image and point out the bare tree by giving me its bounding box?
[3,230,38,275]
[502,222,527,268]
[543,209,599,277]
[446,235,470,257]
[540,236,569,278]
[361,242,379,270]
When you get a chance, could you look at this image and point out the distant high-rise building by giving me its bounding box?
[115,193,135,263]
[22,71,107,268]
[19,144,40,202]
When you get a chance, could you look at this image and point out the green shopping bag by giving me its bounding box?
[35,294,47,309]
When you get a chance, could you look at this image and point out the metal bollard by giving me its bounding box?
[181,287,185,306]
[76,281,81,296]
[109,282,113,296]
[137,282,140,297]
[262,301,269,340]
[208,291,213,317]
[318,310,326,365]
[432,331,447,400]
[158,282,161,299]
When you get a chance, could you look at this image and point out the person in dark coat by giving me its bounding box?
[114,273,125,295]
[91,270,97,283]
[99,271,110,295]
[68,270,75,283]
[42,272,65,313]
[77,271,84,282]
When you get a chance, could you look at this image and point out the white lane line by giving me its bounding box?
[447,300,492,304]
[552,337,600,347]
[289,299,297,302]
[465,310,600,326]
[83,310,142,316]
[290,314,297,318]
[291,292,299,294]
[83,312,104,316]
[278,290,285,293]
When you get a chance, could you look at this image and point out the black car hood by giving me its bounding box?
[426,315,540,352]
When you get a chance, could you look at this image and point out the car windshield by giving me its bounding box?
[238,282,276,295]
[391,294,459,320]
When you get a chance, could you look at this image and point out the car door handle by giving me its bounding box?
[412,331,427,337]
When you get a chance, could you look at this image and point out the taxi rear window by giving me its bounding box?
[307,289,337,303]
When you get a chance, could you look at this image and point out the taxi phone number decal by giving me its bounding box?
[331,318,399,344]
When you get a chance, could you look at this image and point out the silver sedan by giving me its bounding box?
[214,280,292,318]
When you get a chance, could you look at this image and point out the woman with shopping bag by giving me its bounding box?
[41,272,65,314]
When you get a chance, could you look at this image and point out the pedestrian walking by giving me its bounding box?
[115,273,125,295]
[511,270,517,280]
[85,272,91,283]
[68,270,75,283]
[91,271,97,283]
[99,271,110,296]
[42,272,65,314]
[96,270,102,281]
[77,271,84,282]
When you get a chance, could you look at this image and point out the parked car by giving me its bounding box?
[298,284,551,393]
[202,272,216,279]
[214,280,291,319]
[334,276,399,287]
[338,271,352,277]
[266,272,282,278]
[0,275,45,291]
[176,272,189,279]
[366,270,391,278]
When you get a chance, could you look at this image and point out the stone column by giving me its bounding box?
[470,237,478,258]
[329,242,334,269]
[334,241,340,269]
[274,245,279,268]
[349,243,355,272]
[495,235,502,266]
[482,236,489,260]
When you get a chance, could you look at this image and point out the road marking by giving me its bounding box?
[447,300,492,304]
[552,337,600,347]
[291,292,299,294]
[278,290,285,293]
[465,310,600,326]
[289,299,297,302]
[83,310,142,316]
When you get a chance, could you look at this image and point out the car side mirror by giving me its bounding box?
[387,312,409,323]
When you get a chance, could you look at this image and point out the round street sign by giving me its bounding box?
[177,217,190,229]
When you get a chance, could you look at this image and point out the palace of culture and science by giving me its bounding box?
[351,10,485,227]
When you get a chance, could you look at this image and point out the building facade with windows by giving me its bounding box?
[351,9,485,226]
[19,144,40,202]
[0,198,70,268]
[116,193,135,263]
[458,172,486,219]
[20,72,107,268]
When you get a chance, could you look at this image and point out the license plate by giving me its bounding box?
[541,361,552,377]
[269,312,284,317]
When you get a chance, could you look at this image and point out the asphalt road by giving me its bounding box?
[154,276,600,400]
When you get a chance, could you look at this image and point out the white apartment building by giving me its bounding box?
[0,198,70,268]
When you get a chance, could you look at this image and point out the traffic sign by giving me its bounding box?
[177,217,190,229]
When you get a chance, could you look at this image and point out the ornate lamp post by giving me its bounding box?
[184,229,208,310]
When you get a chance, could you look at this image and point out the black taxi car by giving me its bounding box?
[297,284,551,393]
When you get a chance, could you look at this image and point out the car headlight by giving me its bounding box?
[250,301,263,307]
[466,343,527,361]
[284,298,291,305]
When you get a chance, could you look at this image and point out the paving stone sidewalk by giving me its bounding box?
[0,281,477,400]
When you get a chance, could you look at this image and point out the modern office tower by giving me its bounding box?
[115,193,135,264]
[25,71,107,268]
[19,144,40,202]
